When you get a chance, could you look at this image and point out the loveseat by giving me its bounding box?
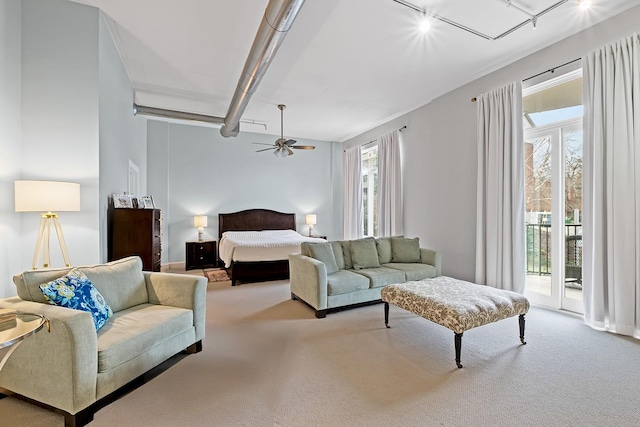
[289,236,441,318]
[0,256,207,427]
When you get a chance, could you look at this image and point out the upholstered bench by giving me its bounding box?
[381,276,530,368]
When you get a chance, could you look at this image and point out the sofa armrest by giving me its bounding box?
[0,298,98,414]
[420,248,442,277]
[144,272,207,341]
[289,254,328,311]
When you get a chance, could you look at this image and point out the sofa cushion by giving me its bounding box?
[330,241,345,270]
[15,256,148,313]
[340,240,353,270]
[391,237,421,263]
[382,263,437,281]
[79,257,148,313]
[326,270,370,296]
[39,268,114,331]
[350,238,381,270]
[376,237,392,264]
[307,242,339,274]
[97,303,193,373]
[354,267,406,288]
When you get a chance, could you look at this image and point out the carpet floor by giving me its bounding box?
[2,278,640,426]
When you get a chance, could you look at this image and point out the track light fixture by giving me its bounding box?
[579,0,591,10]
[391,0,571,40]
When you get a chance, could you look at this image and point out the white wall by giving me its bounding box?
[0,0,147,297]
[147,121,341,265]
[344,5,640,282]
[0,0,22,297]
[98,15,147,263]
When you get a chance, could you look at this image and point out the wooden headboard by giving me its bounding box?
[218,209,296,239]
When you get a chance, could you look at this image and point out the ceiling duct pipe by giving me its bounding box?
[220,0,305,138]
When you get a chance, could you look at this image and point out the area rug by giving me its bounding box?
[205,269,230,282]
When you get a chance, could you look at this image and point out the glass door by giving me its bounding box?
[524,120,582,312]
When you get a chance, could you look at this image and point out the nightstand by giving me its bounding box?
[185,240,217,270]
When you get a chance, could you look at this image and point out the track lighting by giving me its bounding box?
[579,0,591,10]
[532,16,538,30]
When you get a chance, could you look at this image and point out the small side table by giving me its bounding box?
[0,312,48,371]
[186,240,217,270]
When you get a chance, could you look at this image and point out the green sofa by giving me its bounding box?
[0,256,207,427]
[289,236,441,318]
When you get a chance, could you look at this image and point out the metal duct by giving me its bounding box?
[220,0,305,138]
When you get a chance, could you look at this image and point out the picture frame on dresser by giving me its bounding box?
[140,196,155,209]
[113,194,132,209]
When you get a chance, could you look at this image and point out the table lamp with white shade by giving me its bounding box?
[193,215,208,241]
[15,180,81,270]
[305,214,317,237]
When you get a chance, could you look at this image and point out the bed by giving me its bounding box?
[218,209,325,286]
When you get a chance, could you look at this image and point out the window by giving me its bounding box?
[361,145,378,237]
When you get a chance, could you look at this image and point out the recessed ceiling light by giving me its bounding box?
[579,0,591,10]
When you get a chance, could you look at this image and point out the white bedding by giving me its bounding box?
[218,229,325,268]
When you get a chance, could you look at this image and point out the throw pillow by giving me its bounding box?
[340,241,353,269]
[307,243,339,274]
[39,268,113,331]
[376,237,392,264]
[391,237,421,263]
[350,238,381,270]
[330,241,345,270]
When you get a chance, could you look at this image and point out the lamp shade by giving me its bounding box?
[305,214,317,226]
[193,215,208,228]
[15,180,80,212]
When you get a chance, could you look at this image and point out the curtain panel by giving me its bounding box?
[343,145,363,240]
[377,130,403,237]
[475,82,526,293]
[583,33,640,338]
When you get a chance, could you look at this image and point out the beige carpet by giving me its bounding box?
[3,278,640,426]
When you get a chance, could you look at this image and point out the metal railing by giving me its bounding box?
[526,223,582,276]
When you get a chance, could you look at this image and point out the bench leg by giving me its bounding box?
[454,332,463,368]
[384,302,390,328]
[519,314,527,345]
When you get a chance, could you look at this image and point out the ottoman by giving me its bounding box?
[381,276,530,368]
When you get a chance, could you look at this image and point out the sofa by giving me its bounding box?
[289,236,441,318]
[0,256,207,427]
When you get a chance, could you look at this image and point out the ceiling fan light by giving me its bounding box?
[274,147,289,158]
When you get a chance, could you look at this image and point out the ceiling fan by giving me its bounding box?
[253,104,315,157]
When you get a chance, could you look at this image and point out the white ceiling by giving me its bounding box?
[71,0,639,142]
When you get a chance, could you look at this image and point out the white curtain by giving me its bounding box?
[343,145,362,240]
[583,34,640,338]
[377,130,403,237]
[475,82,526,293]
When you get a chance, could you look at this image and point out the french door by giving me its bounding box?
[524,118,583,313]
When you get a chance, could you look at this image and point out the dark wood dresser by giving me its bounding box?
[109,208,161,271]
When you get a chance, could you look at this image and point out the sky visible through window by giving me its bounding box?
[529,105,583,126]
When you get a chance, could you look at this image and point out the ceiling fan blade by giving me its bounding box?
[252,142,276,146]
[255,147,274,153]
[291,145,315,150]
[284,139,297,146]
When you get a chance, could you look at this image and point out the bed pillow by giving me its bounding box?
[350,238,381,270]
[39,268,113,331]
[307,242,339,274]
[391,237,421,263]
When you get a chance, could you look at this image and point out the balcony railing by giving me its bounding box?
[526,223,582,277]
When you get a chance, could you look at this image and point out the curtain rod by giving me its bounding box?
[470,57,582,102]
[344,126,407,152]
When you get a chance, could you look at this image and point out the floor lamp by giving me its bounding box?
[15,180,81,270]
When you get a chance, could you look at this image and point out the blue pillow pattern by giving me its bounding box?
[39,268,113,331]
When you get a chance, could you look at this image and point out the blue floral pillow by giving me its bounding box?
[39,268,113,331]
